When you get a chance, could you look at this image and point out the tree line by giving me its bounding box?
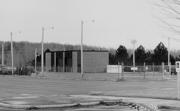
[0,41,107,67]
[1,41,180,67]
[109,42,180,66]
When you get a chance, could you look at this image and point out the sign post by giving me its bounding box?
[176,61,180,99]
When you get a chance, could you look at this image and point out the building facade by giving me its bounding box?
[44,50,109,73]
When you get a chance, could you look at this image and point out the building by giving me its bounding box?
[44,49,109,73]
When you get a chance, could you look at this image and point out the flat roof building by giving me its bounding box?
[44,49,109,73]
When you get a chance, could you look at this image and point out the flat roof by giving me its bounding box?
[45,49,109,53]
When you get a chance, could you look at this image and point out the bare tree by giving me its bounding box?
[157,0,180,33]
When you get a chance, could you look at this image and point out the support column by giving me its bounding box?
[54,52,56,72]
[63,51,65,72]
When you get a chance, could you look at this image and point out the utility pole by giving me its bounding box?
[10,32,13,75]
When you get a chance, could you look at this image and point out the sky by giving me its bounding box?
[0,0,180,50]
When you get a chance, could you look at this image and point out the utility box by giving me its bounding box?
[107,65,122,73]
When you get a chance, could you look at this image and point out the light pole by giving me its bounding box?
[80,20,94,78]
[168,37,171,75]
[41,26,54,75]
[10,31,21,75]
[162,36,173,75]
[81,21,84,78]
[2,42,4,66]
[11,32,13,75]
[41,27,44,74]
[131,40,137,72]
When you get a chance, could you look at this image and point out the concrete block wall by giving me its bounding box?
[83,51,109,73]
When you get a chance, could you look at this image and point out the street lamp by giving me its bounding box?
[131,39,137,72]
[81,20,95,78]
[162,35,173,75]
[168,37,171,75]
[41,26,54,75]
[81,21,84,78]
[10,31,21,75]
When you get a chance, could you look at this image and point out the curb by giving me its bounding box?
[158,105,180,110]
[102,94,179,101]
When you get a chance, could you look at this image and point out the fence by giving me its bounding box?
[122,64,175,73]
[104,62,177,80]
[116,63,176,80]
[1,62,175,81]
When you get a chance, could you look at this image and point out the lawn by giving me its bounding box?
[0,72,177,99]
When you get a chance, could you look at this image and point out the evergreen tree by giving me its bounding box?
[115,45,128,64]
[153,42,168,65]
[135,45,146,65]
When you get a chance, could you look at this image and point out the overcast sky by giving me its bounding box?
[0,0,180,49]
